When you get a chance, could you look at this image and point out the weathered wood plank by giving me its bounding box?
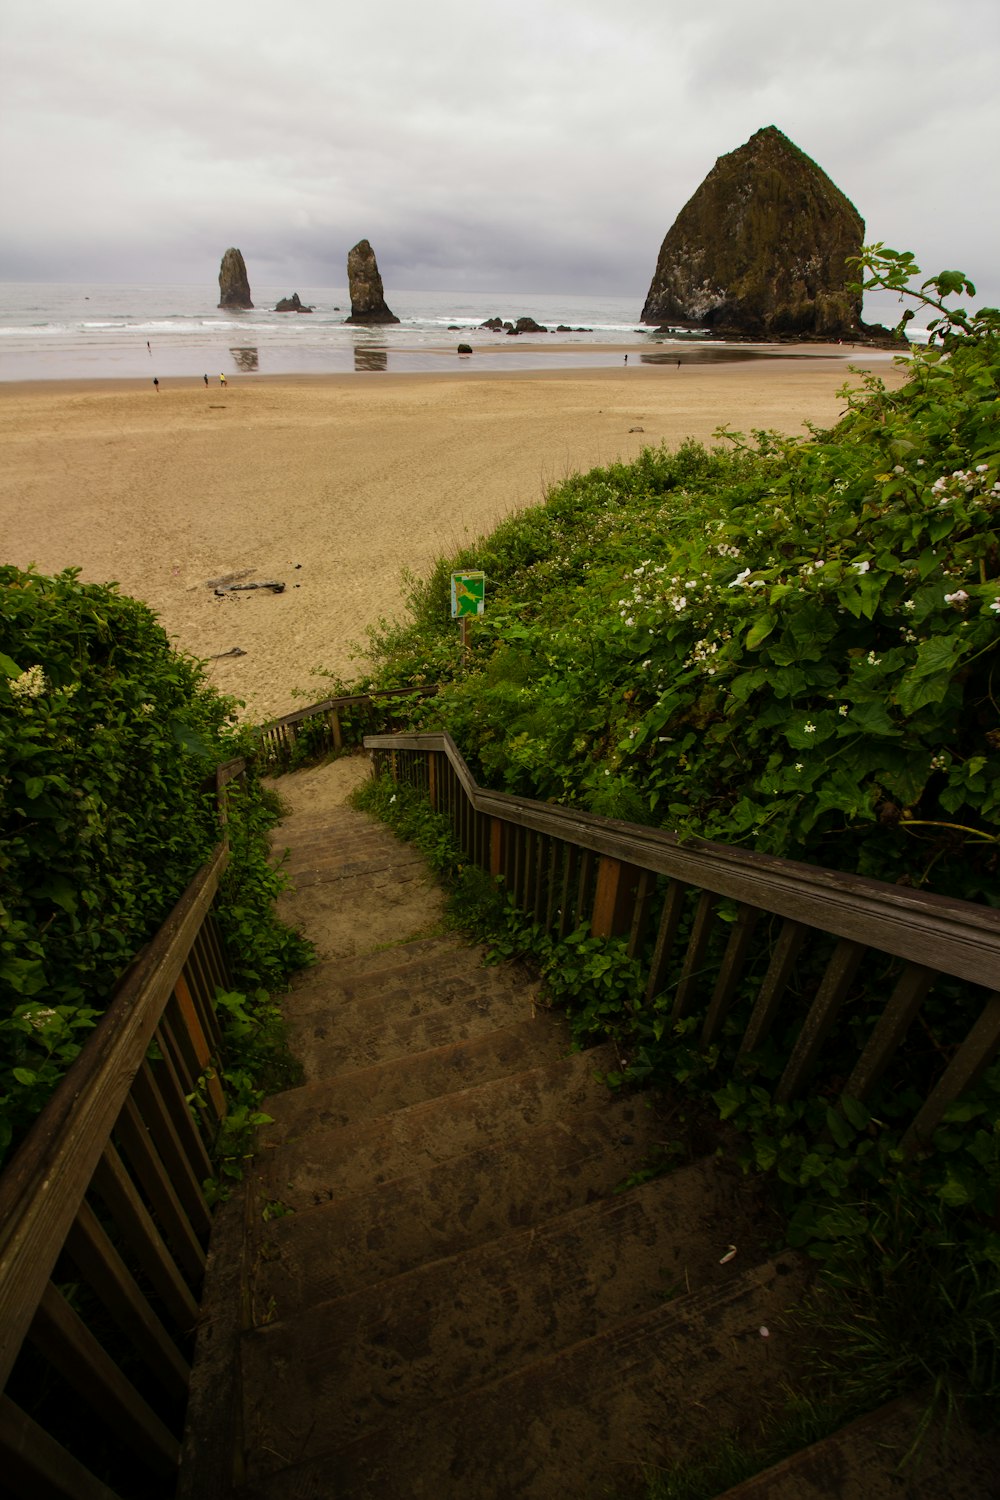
[671,890,718,1020]
[627,869,656,962]
[775,939,867,1104]
[0,844,226,1390]
[903,992,1000,1152]
[644,880,687,1005]
[130,1063,212,1239]
[0,1394,123,1500]
[843,963,937,1105]
[701,904,763,1047]
[29,1282,180,1474]
[90,1147,199,1334]
[739,919,808,1056]
[591,856,643,940]
[64,1199,191,1403]
[115,1101,207,1284]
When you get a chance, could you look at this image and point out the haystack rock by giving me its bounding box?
[218,248,253,310]
[345,240,400,325]
[641,127,866,339]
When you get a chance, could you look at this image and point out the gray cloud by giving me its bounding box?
[2,0,998,307]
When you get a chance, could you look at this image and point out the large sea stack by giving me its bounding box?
[218,248,253,310]
[641,127,865,339]
[345,239,400,325]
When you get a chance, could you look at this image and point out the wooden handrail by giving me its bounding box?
[365,732,1000,1149]
[366,732,1000,989]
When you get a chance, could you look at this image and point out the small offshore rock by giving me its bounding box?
[275,293,314,313]
[457,343,473,354]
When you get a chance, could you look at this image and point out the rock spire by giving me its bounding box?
[218,248,253,310]
[641,127,865,339]
[345,240,400,325]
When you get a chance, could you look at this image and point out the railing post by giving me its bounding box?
[490,818,504,878]
[591,856,642,939]
[428,751,438,811]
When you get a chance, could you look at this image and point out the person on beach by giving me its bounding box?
[204,374,209,386]
[153,377,159,393]
[219,373,227,388]
[624,354,628,365]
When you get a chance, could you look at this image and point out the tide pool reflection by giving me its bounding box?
[354,347,388,372]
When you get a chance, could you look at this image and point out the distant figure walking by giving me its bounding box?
[623,354,628,365]
[677,359,681,369]
[219,373,227,388]
[153,377,159,393]
[147,341,151,354]
[204,374,209,386]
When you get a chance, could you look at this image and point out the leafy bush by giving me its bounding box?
[0,567,307,1162]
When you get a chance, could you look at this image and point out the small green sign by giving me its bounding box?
[450,571,486,618]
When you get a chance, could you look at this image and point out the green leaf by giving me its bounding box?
[745,613,777,651]
[0,652,23,679]
[840,1095,871,1131]
[12,1068,38,1086]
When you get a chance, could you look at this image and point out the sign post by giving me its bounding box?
[450,571,486,658]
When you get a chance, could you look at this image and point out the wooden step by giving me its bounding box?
[713,1393,1000,1499]
[254,1045,623,1208]
[246,1093,668,1312]
[238,1254,811,1497]
[260,1017,572,1143]
[280,935,471,992]
[240,1155,774,1458]
[283,969,541,1078]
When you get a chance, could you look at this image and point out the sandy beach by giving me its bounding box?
[0,346,907,723]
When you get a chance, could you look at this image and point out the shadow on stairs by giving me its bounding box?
[176,760,995,1500]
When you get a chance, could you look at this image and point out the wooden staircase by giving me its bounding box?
[177,762,996,1500]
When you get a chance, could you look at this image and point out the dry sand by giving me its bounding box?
[0,348,907,723]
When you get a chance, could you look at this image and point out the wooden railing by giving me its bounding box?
[0,759,246,1500]
[366,732,1000,1152]
[256,685,434,771]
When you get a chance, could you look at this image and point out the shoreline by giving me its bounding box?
[1,349,909,723]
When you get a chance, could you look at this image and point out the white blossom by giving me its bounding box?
[9,665,48,701]
[851,560,871,575]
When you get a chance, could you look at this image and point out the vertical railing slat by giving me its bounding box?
[701,903,763,1047]
[114,1101,207,1285]
[738,918,808,1056]
[903,992,1000,1153]
[671,889,717,1020]
[28,1282,180,1474]
[90,1147,199,1333]
[64,1199,191,1403]
[775,938,867,1104]
[843,962,937,1105]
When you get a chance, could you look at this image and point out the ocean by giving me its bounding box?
[0,283,917,383]
[0,283,666,382]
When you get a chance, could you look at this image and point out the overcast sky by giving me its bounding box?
[2,0,998,307]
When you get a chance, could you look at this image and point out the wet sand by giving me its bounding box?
[0,347,907,723]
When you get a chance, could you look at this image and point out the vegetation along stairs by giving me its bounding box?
[178,757,995,1499]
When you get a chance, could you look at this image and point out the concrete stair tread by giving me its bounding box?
[239,1253,811,1496]
[247,1093,668,1309]
[254,1045,622,1207]
[241,1156,775,1453]
[282,943,533,1014]
[260,1016,573,1141]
